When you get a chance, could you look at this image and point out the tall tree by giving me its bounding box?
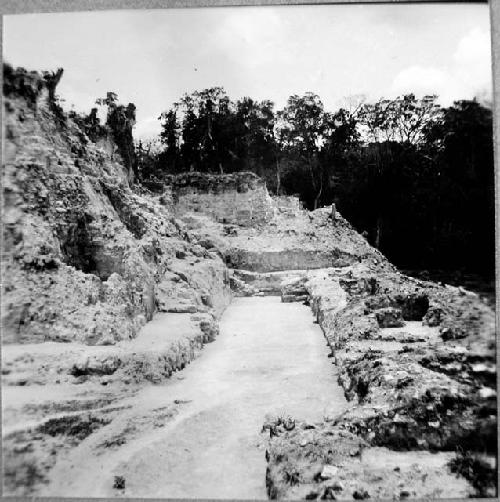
[158,109,180,172]
[96,92,137,181]
[322,107,360,205]
[358,94,442,144]
[356,94,442,248]
[423,99,495,273]
[276,93,329,209]
[235,97,276,180]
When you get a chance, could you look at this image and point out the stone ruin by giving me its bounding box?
[166,171,276,226]
[1,65,496,499]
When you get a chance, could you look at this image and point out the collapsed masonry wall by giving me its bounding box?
[166,172,275,227]
[1,66,232,346]
[226,248,356,272]
[272,195,303,215]
[263,264,497,498]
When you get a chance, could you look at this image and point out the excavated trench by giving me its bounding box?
[4,69,495,498]
[39,296,348,498]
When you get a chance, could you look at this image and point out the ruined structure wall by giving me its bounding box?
[272,195,303,215]
[167,172,276,226]
[227,249,355,273]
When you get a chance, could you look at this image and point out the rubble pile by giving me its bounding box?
[264,264,497,498]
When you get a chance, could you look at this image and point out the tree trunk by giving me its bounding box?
[313,176,323,210]
[375,216,383,249]
[307,153,320,209]
[276,158,281,195]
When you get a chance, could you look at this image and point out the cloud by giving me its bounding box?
[453,28,492,93]
[390,28,492,105]
[134,115,162,141]
[213,8,291,68]
[390,66,462,104]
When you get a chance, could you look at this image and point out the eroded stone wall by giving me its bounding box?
[226,248,356,272]
[167,172,275,226]
[272,195,303,216]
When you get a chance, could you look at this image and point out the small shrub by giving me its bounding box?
[448,448,496,497]
[113,475,125,490]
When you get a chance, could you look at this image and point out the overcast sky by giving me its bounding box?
[4,4,492,140]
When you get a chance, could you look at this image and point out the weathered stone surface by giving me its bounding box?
[177,195,391,275]
[281,276,309,303]
[265,419,471,500]
[265,263,496,498]
[167,171,275,227]
[232,269,307,297]
[1,312,217,386]
[2,68,232,346]
[374,307,406,328]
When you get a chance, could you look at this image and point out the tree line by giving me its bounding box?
[134,88,496,277]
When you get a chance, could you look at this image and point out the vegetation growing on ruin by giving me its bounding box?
[449,448,497,497]
[96,92,137,177]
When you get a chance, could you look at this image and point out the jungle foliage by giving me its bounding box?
[136,89,494,276]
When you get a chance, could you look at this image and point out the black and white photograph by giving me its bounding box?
[1,1,498,499]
